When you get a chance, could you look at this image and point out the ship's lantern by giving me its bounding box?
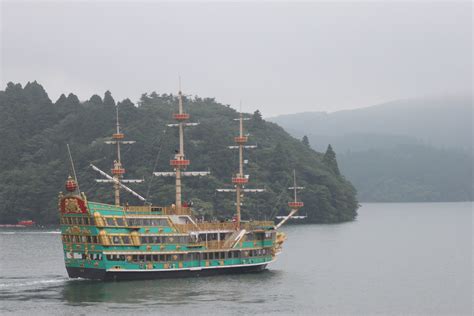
[65,176,77,192]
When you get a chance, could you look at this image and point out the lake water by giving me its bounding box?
[0,203,472,315]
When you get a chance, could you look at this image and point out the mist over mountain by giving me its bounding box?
[269,96,473,202]
[269,95,472,152]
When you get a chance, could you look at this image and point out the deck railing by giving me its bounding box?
[124,205,193,216]
[174,221,274,233]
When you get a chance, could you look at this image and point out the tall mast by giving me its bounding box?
[95,105,142,206]
[154,81,209,211]
[288,169,304,209]
[275,169,304,229]
[234,112,247,229]
[112,106,124,206]
[217,109,264,230]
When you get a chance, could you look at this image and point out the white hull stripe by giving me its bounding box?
[106,258,276,272]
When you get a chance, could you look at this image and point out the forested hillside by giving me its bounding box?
[338,145,473,202]
[0,81,358,224]
[269,96,473,202]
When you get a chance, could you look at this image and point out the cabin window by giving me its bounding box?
[84,217,90,225]
[72,253,82,259]
[115,218,125,226]
[151,236,159,243]
[81,236,87,243]
[106,218,116,226]
[122,236,131,244]
[112,236,121,244]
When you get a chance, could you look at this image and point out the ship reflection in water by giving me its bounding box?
[61,270,279,306]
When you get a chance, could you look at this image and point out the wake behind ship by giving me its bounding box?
[58,87,303,281]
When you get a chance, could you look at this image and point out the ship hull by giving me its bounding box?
[66,263,268,281]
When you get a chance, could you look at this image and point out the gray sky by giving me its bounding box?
[1,1,472,116]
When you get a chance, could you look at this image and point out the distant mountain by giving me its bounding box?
[338,144,473,202]
[269,96,473,202]
[269,95,472,152]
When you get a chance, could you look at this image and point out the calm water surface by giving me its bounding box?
[0,203,472,315]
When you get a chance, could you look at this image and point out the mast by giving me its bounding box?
[275,169,304,229]
[154,81,209,211]
[234,112,248,229]
[112,106,124,206]
[94,105,142,206]
[217,109,264,230]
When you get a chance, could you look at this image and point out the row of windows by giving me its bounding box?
[103,217,169,227]
[105,217,126,227]
[106,249,270,263]
[110,235,132,245]
[62,235,99,244]
[140,236,190,244]
[62,234,192,246]
[61,216,170,227]
[61,217,93,226]
[127,218,169,227]
[197,233,228,242]
[66,252,103,260]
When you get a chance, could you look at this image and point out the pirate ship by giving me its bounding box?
[58,87,303,280]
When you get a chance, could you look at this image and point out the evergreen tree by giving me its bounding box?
[103,90,115,106]
[302,135,310,147]
[253,109,263,122]
[89,94,103,105]
[323,144,340,176]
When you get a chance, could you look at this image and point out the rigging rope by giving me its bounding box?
[145,128,168,201]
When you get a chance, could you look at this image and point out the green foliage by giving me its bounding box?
[323,144,340,176]
[338,144,474,202]
[253,110,263,122]
[302,135,310,147]
[0,82,358,224]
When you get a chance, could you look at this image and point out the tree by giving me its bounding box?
[253,109,263,122]
[302,135,310,147]
[103,90,115,106]
[323,144,340,176]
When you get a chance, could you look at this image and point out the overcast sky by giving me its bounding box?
[1,1,472,116]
